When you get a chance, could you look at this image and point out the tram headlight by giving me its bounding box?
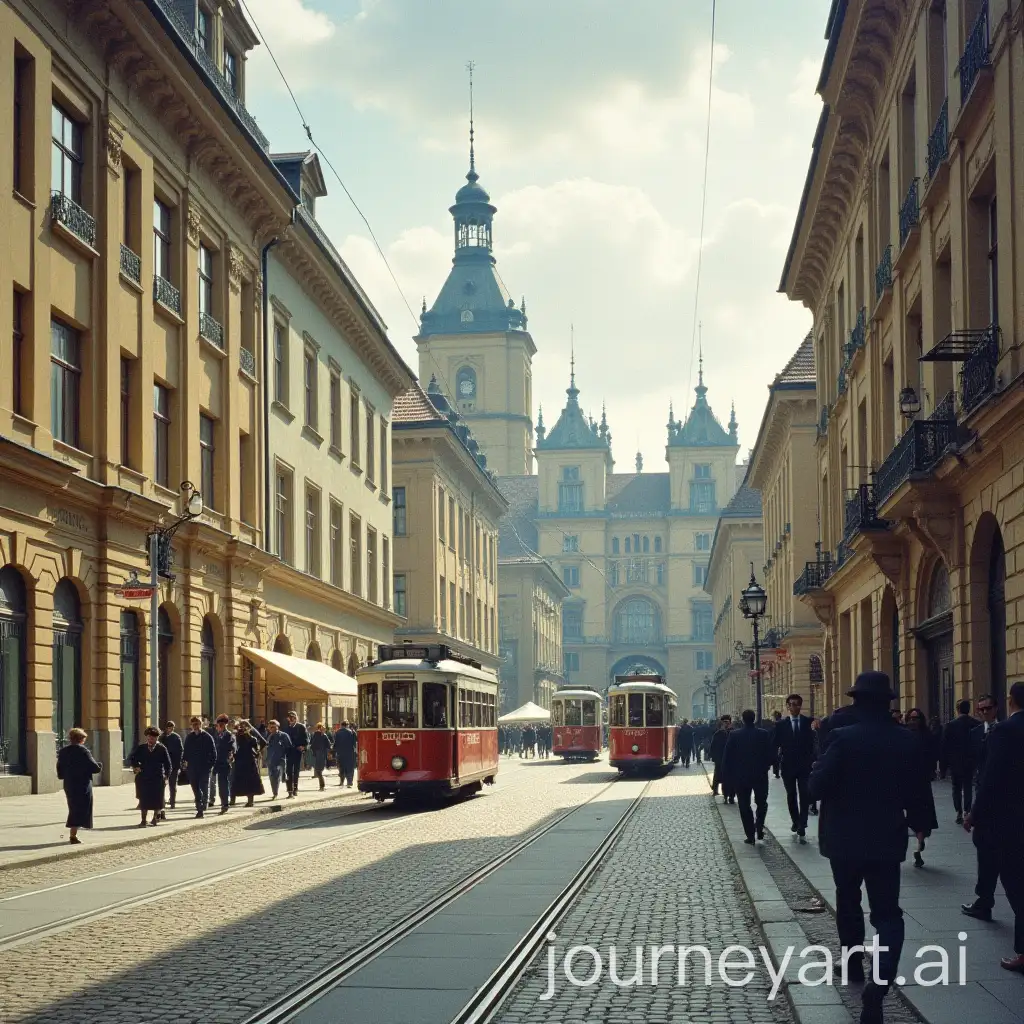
[390,755,406,772]
[631,744,639,754]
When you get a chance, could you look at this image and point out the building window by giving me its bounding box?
[393,486,407,536]
[275,467,293,564]
[382,537,390,609]
[694,463,712,479]
[153,384,170,488]
[437,487,446,543]
[303,346,317,429]
[329,369,341,450]
[224,50,239,95]
[439,576,447,631]
[692,605,713,642]
[273,322,288,405]
[564,652,580,675]
[458,508,465,561]
[12,291,25,418]
[562,565,580,588]
[642,536,650,553]
[988,197,998,326]
[329,500,343,586]
[690,481,716,513]
[350,386,361,465]
[13,54,30,197]
[612,537,620,554]
[394,573,407,617]
[695,650,713,671]
[120,358,132,467]
[349,513,362,594]
[51,103,83,203]
[50,319,81,447]
[448,497,456,551]
[450,582,457,636]
[196,6,212,55]
[557,480,583,513]
[380,418,388,493]
[614,597,660,645]
[305,484,321,578]
[198,244,214,317]
[656,562,666,586]
[366,406,375,483]
[367,527,378,604]
[563,535,580,552]
[694,564,708,587]
[564,607,583,639]
[654,536,662,553]
[695,532,711,551]
[199,414,215,507]
[624,537,631,554]
[153,200,172,282]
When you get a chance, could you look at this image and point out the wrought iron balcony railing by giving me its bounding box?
[850,306,867,352]
[817,404,829,439]
[837,363,848,398]
[927,98,949,180]
[153,275,181,315]
[899,178,920,247]
[874,244,893,301]
[199,311,224,349]
[793,558,834,596]
[958,3,991,105]
[843,481,888,539]
[51,192,96,249]
[960,325,1000,414]
[119,244,141,284]
[836,538,854,568]
[239,346,257,378]
[874,416,958,509]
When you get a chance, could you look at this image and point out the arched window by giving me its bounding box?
[988,531,1006,706]
[52,579,83,741]
[928,563,951,618]
[200,617,216,718]
[642,536,650,553]
[624,537,631,554]
[0,567,27,774]
[119,611,140,765]
[307,642,322,662]
[612,537,620,555]
[614,598,661,645]
[654,537,662,554]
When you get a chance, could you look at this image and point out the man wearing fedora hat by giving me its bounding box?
[809,670,933,1024]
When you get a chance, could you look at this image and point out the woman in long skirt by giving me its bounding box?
[905,708,939,865]
[129,727,173,826]
[231,721,265,807]
[56,728,102,844]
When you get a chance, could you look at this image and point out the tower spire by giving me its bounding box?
[698,322,704,388]
[570,324,575,390]
[466,60,477,181]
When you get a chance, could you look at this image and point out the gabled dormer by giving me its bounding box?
[271,151,328,219]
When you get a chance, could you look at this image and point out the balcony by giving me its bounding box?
[957,3,991,114]
[898,178,920,249]
[199,311,224,349]
[835,307,866,401]
[926,98,949,183]
[836,538,854,568]
[153,275,181,316]
[151,0,270,151]
[874,416,957,510]
[50,192,97,250]
[843,481,888,539]
[874,244,893,305]
[119,244,141,285]
[794,558,834,596]
[239,346,257,378]
[920,326,1002,417]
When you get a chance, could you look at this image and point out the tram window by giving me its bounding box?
[552,702,564,727]
[627,693,644,726]
[583,701,597,727]
[667,703,676,727]
[382,680,417,728]
[610,694,626,727]
[473,691,482,727]
[487,692,496,726]
[458,688,468,727]
[422,682,448,728]
[358,684,378,728]
[645,694,663,727]
[565,699,583,726]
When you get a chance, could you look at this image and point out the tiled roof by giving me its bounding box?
[496,476,539,557]
[720,481,763,518]
[391,382,444,425]
[605,474,670,515]
[774,332,816,387]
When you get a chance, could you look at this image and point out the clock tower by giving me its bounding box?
[416,129,535,476]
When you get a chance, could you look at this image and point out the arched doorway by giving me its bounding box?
[119,611,141,764]
[0,567,28,774]
[347,650,359,677]
[52,579,83,742]
[918,562,954,721]
[988,531,1006,708]
[879,588,899,702]
[158,606,174,726]
[970,514,1007,708]
[200,617,216,718]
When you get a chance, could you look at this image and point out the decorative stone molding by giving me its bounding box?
[228,244,246,293]
[186,201,202,248]
[105,115,125,172]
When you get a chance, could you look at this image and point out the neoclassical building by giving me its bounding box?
[781,0,1022,716]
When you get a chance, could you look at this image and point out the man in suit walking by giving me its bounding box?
[772,693,816,843]
[720,709,773,843]
[809,672,932,1024]
[942,699,979,824]
[282,710,309,797]
[962,694,1001,920]
[964,681,1024,973]
[709,715,733,802]
[676,718,694,767]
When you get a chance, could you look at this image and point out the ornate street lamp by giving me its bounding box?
[703,673,716,718]
[741,563,768,722]
[898,386,921,419]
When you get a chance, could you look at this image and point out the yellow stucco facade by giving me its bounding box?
[782,0,1023,717]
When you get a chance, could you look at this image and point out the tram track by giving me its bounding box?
[0,758,595,953]
[240,774,650,1024]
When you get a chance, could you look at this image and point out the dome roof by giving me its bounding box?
[454,170,491,205]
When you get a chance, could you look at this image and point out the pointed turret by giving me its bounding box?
[669,352,735,449]
[537,362,611,454]
[536,404,546,444]
[635,450,644,473]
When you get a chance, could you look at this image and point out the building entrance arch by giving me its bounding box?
[608,654,666,691]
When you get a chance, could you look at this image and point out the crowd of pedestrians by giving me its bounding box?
[499,724,553,758]
[57,713,361,837]
[700,678,1024,1024]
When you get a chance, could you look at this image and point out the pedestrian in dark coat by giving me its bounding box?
[962,694,1001,922]
[709,716,733,802]
[282,711,308,797]
[675,719,694,767]
[720,710,773,842]
[265,720,292,798]
[160,722,184,816]
[129,728,173,826]
[771,693,816,842]
[56,728,102,843]
[231,722,265,806]
[964,681,1024,973]
[334,722,358,787]
[182,716,218,817]
[310,723,332,791]
[808,671,933,1023]
[211,714,237,813]
[942,699,979,824]
[905,707,940,866]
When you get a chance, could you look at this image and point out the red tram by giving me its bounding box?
[550,688,603,762]
[357,644,499,801]
[608,675,678,772]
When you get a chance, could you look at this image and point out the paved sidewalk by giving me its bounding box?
[0,768,361,870]
[713,762,1024,1024]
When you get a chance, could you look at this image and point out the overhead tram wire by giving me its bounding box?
[684,0,717,401]
[237,0,462,403]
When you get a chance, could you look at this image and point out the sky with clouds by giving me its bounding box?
[241,0,826,469]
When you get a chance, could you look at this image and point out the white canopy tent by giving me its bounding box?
[498,701,551,724]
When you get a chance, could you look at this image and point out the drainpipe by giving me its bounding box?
[261,235,281,552]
